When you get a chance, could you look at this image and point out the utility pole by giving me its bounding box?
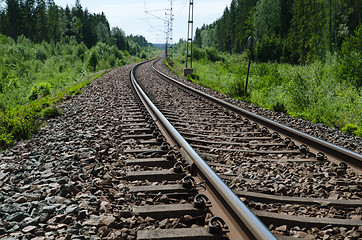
[184,0,194,76]
[165,0,174,65]
[165,20,169,61]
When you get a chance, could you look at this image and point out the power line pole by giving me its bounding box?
[143,1,172,60]
[165,20,169,60]
[168,0,174,65]
[165,0,174,65]
[184,0,194,76]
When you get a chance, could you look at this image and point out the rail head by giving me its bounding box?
[151,61,362,171]
[130,60,277,240]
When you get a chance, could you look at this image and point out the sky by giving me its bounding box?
[53,0,230,44]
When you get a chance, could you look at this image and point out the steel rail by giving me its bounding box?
[151,60,362,171]
[130,60,276,240]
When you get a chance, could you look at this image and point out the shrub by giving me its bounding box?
[255,36,283,62]
[185,73,200,81]
[41,107,62,119]
[75,43,88,58]
[354,128,362,137]
[338,25,362,88]
[228,78,245,97]
[272,102,287,113]
[68,80,91,96]
[285,73,309,111]
[0,34,15,45]
[0,132,14,147]
[88,50,98,72]
[0,105,41,148]
[34,46,48,62]
[0,101,5,111]
[205,47,224,62]
[192,47,206,60]
[29,82,51,100]
[341,124,359,134]
[140,51,147,59]
[68,88,81,95]
[108,55,117,67]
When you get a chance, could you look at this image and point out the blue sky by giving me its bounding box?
[53,0,230,43]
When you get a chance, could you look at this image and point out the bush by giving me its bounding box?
[75,43,88,58]
[341,124,359,134]
[228,78,245,97]
[272,102,287,113]
[0,105,42,149]
[108,55,117,67]
[255,36,283,62]
[185,73,200,81]
[88,50,98,72]
[205,47,224,62]
[68,80,91,96]
[338,25,362,88]
[34,46,48,62]
[29,82,51,100]
[285,73,309,111]
[0,130,14,148]
[140,51,147,59]
[41,107,62,119]
[354,128,362,137]
[192,47,206,60]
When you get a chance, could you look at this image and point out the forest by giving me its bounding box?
[194,0,360,65]
[0,0,157,149]
[169,0,361,136]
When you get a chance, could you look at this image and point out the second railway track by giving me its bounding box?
[130,57,362,239]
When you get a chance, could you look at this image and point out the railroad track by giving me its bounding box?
[125,57,362,239]
[123,59,275,239]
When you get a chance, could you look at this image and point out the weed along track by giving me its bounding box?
[133,58,362,239]
[0,59,360,239]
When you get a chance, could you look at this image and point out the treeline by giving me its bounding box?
[0,0,152,51]
[194,0,361,65]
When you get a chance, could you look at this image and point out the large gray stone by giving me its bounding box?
[6,212,29,222]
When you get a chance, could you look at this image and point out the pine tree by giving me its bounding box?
[6,0,19,39]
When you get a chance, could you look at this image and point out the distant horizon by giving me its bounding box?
[53,0,230,44]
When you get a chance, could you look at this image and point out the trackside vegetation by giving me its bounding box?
[168,27,361,136]
[167,0,361,137]
[0,1,159,150]
[0,34,158,149]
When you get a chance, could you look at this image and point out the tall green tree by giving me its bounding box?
[46,0,61,42]
[194,27,202,47]
[289,0,325,64]
[253,0,281,38]
[34,0,47,41]
[233,0,257,53]
[6,0,18,39]
[279,0,292,37]
[111,27,127,50]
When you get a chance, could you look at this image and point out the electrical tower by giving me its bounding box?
[184,0,194,76]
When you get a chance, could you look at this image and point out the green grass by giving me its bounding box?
[0,34,160,150]
[168,45,361,136]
